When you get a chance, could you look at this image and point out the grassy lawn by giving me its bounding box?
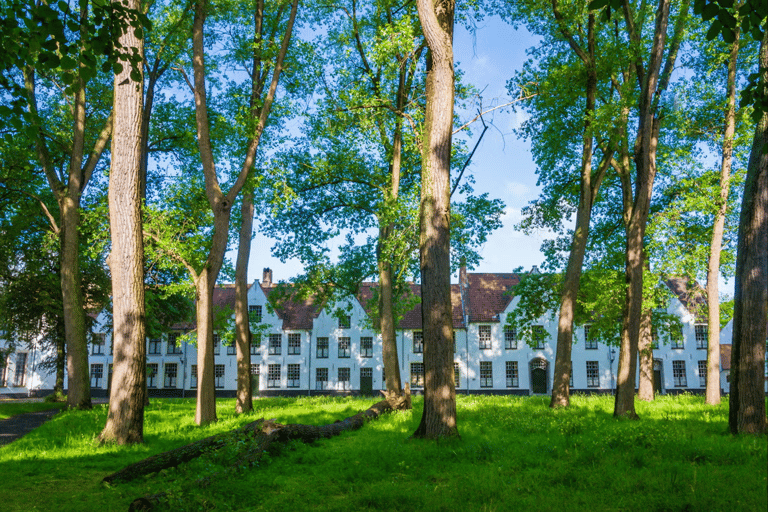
[0,394,764,511]
[0,401,63,420]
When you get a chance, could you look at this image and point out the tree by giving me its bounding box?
[187,0,299,424]
[413,0,458,439]
[99,0,147,445]
[729,26,767,435]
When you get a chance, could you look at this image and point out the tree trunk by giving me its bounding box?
[551,13,597,409]
[615,0,673,419]
[413,0,458,440]
[378,232,403,395]
[637,307,654,401]
[728,29,768,436]
[194,269,218,425]
[100,0,146,444]
[54,332,65,396]
[706,27,740,406]
[234,188,254,414]
[105,390,411,487]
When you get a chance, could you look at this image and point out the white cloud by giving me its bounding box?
[505,182,531,200]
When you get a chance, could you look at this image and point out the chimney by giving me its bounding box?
[263,268,273,287]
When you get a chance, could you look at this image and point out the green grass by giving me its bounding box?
[0,401,62,420]
[1,395,765,511]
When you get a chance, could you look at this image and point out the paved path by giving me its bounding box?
[0,408,60,447]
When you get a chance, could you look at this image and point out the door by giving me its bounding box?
[360,368,373,396]
[531,368,547,394]
[653,359,663,395]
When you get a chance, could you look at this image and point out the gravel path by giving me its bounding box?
[0,408,61,447]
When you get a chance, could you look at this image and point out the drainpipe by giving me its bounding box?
[307,329,312,397]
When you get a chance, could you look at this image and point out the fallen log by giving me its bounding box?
[109,390,410,503]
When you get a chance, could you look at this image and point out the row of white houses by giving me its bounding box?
[1,267,746,398]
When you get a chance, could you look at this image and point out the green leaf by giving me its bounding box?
[721,25,735,44]
[588,0,611,10]
[705,19,721,40]
[702,2,719,21]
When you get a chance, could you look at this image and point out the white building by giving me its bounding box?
[1,268,744,398]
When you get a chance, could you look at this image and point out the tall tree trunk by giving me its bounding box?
[637,307,654,401]
[413,0,457,440]
[101,1,147,442]
[728,29,768,436]
[234,188,254,414]
[706,26,740,406]
[190,0,298,425]
[615,0,678,419]
[551,12,598,409]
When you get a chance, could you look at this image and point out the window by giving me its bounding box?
[167,333,182,355]
[0,357,7,387]
[248,305,262,323]
[695,324,708,349]
[269,334,282,355]
[361,337,373,358]
[164,363,178,388]
[250,333,261,355]
[454,362,461,388]
[213,333,221,355]
[316,368,328,390]
[673,361,687,387]
[504,326,517,350]
[90,363,104,388]
[586,361,599,388]
[214,364,225,388]
[250,364,259,376]
[698,360,707,388]
[190,365,197,389]
[148,338,161,355]
[480,361,493,388]
[338,315,351,329]
[410,362,424,388]
[316,337,329,358]
[288,333,301,355]
[268,364,280,388]
[338,337,351,358]
[147,363,158,388]
[506,361,519,388]
[287,364,300,388]
[532,325,546,349]
[92,333,105,355]
[226,342,236,355]
[671,325,684,349]
[338,367,350,390]
[584,325,597,349]
[413,331,424,353]
[479,325,492,350]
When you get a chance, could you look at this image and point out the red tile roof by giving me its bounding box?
[465,273,521,323]
[665,277,708,322]
[261,283,322,330]
[357,282,465,330]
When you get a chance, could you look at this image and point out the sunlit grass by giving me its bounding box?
[1,394,765,511]
[0,401,61,420]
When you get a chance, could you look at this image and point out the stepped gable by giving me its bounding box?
[357,282,465,330]
[466,272,521,323]
[261,282,322,330]
[665,277,708,322]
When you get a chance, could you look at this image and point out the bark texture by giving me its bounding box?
[100,0,147,444]
[414,0,458,439]
[728,29,768,436]
[637,308,654,401]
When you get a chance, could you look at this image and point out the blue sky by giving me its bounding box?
[242,16,550,284]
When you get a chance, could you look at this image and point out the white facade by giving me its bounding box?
[1,271,748,398]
